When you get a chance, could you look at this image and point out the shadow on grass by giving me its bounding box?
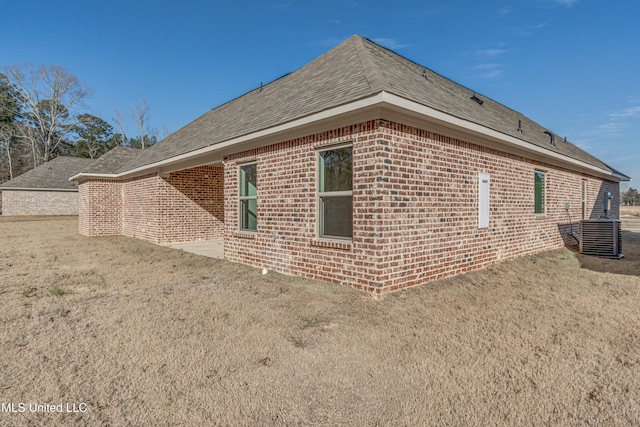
[573,229,640,277]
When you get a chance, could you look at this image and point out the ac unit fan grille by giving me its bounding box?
[580,219,622,258]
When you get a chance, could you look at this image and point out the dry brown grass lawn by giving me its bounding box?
[622,205,640,219]
[1,216,639,426]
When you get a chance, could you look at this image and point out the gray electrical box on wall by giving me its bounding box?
[479,173,490,229]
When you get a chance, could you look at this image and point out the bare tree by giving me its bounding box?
[113,109,128,147]
[131,99,150,150]
[0,123,16,180]
[158,124,171,140]
[5,64,91,165]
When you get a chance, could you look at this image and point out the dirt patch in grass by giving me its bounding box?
[1,216,639,426]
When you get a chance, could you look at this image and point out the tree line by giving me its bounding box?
[622,187,640,206]
[0,64,164,182]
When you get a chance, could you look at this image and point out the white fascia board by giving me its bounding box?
[612,172,632,182]
[69,173,119,182]
[380,92,616,179]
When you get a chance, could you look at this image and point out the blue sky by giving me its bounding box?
[2,0,638,188]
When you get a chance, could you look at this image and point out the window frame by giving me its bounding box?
[316,143,353,241]
[238,161,258,232]
[534,170,546,215]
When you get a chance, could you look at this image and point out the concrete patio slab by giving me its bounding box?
[165,240,224,259]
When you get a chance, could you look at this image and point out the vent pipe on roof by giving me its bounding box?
[517,119,523,133]
[422,69,428,80]
[470,93,484,105]
[544,131,555,146]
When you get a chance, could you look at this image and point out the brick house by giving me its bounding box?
[0,156,95,216]
[71,35,630,294]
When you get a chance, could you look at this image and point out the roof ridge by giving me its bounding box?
[351,35,386,93]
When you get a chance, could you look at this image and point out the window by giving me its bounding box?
[534,170,545,214]
[318,145,352,239]
[239,163,257,231]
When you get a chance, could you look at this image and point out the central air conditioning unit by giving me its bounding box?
[579,219,623,259]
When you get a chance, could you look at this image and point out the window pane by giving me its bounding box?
[240,164,257,197]
[240,199,257,230]
[319,147,352,192]
[321,195,352,238]
[534,171,545,214]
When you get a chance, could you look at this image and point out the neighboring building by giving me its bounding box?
[0,156,95,216]
[71,35,630,294]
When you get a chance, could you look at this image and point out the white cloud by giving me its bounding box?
[471,63,504,79]
[471,49,507,77]
[515,22,548,36]
[481,70,504,78]
[475,48,508,57]
[597,121,627,137]
[610,106,640,118]
[599,122,626,131]
[555,0,579,6]
[535,0,579,8]
[472,63,500,70]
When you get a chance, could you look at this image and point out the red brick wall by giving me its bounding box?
[373,121,619,292]
[79,179,122,236]
[78,166,224,243]
[1,190,79,216]
[157,166,224,243]
[77,119,619,294]
[121,173,161,242]
[224,119,620,294]
[224,121,383,290]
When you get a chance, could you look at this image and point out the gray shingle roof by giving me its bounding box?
[90,34,619,176]
[80,146,141,174]
[0,157,95,190]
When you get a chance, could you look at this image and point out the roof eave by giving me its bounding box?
[611,171,632,182]
[70,91,624,183]
[69,173,120,182]
[379,92,621,181]
[72,93,388,180]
